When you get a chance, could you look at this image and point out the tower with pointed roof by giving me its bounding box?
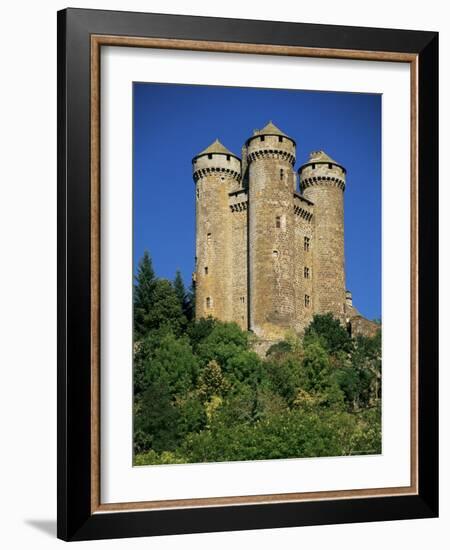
[298,151,347,320]
[192,123,375,344]
[192,138,242,322]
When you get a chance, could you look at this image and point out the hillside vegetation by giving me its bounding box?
[133,251,381,466]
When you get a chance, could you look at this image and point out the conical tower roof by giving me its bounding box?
[307,150,338,164]
[195,138,237,158]
[252,121,288,137]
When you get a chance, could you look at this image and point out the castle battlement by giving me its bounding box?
[192,122,369,341]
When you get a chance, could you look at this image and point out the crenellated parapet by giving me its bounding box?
[300,173,345,191]
[192,139,242,183]
[293,192,314,222]
[229,189,248,212]
[246,122,296,167]
[299,150,346,192]
[193,165,241,183]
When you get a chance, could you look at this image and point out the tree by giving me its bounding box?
[133,250,156,338]
[187,317,216,351]
[143,331,198,396]
[196,321,248,367]
[304,313,353,355]
[184,281,196,321]
[134,378,181,453]
[142,278,187,336]
[174,270,196,321]
[197,360,229,402]
[299,338,345,409]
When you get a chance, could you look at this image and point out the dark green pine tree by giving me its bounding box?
[133,250,156,338]
[185,281,196,322]
[173,270,186,309]
[173,270,196,322]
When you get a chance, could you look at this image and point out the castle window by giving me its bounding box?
[207,233,212,244]
[304,236,310,251]
[196,188,199,199]
[328,163,333,169]
[280,168,284,180]
[204,266,208,275]
[278,136,283,143]
[260,135,265,142]
[275,216,281,228]
[240,296,245,304]
[304,267,310,279]
[208,154,212,159]
[272,250,279,258]
[226,155,230,161]
[304,294,310,307]
[206,297,212,309]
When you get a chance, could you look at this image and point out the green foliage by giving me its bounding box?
[173,269,195,321]
[266,340,292,359]
[134,252,189,339]
[196,321,248,367]
[133,250,156,338]
[304,313,353,355]
[133,251,382,466]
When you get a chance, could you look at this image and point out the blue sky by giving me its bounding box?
[133,83,381,320]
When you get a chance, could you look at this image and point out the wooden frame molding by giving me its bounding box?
[90,34,419,514]
[58,8,438,540]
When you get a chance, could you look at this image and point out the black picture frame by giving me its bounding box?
[57,7,438,541]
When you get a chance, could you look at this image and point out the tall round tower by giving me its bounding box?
[247,122,296,340]
[192,139,241,321]
[298,151,347,320]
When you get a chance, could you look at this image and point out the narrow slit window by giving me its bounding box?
[278,136,283,143]
[260,135,265,142]
[280,168,284,180]
[275,216,281,228]
[206,297,211,309]
[207,233,212,244]
[304,236,310,251]
[304,267,310,279]
[304,294,310,307]
[204,266,208,275]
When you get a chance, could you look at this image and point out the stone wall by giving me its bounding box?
[300,160,346,321]
[293,193,314,332]
[230,189,248,330]
[193,153,241,321]
[247,134,296,340]
[192,130,377,346]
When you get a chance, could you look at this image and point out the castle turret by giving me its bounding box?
[192,139,241,321]
[246,122,296,339]
[299,151,347,320]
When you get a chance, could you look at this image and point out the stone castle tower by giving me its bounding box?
[192,122,376,342]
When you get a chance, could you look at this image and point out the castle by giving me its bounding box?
[192,122,377,344]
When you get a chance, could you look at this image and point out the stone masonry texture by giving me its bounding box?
[192,123,378,342]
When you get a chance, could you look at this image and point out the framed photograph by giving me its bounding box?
[57,8,438,541]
